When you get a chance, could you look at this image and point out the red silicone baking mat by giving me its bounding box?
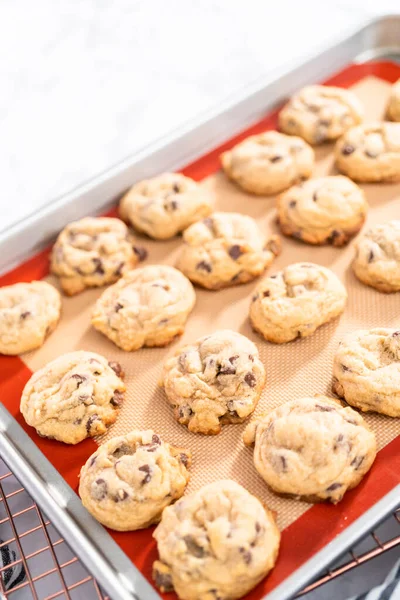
[1,61,400,599]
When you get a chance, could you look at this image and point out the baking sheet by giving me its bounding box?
[1,65,400,600]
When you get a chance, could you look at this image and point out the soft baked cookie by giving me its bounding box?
[91,265,196,351]
[250,263,347,344]
[20,351,125,444]
[335,122,400,182]
[352,220,400,293]
[0,281,61,355]
[220,131,314,195]
[176,212,280,290]
[243,396,376,503]
[119,172,212,240]
[50,217,146,295]
[153,479,280,600]
[279,85,363,145]
[387,79,400,122]
[333,328,400,417]
[161,330,266,435]
[277,176,367,246]
[79,430,191,531]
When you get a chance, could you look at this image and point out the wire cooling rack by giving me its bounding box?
[0,455,399,600]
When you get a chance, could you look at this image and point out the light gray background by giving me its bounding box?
[0,1,399,599]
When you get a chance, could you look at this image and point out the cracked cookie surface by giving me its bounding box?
[220,131,314,195]
[0,281,61,355]
[333,328,400,417]
[119,172,212,239]
[79,430,191,531]
[243,396,376,503]
[91,265,196,351]
[20,351,125,444]
[152,479,280,600]
[335,122,400,182]
[250,262,347,344]
[176,212,280,290]
[278,85,363,145]
[387,79,400,122]
[277,176,367,246]
[352,220,400,292]
[161,330,266,435]
[50,217,146,295]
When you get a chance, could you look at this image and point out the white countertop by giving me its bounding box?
[1,2,399,599]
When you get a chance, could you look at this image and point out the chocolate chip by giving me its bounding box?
[315,404,335,412]
[228,245,243,260]
[133,246,148,262]
[112,444,134,458]
[139,464,152,484]
[263,290,270,297]
[244,372,256,387]
[239,547,252,564]
[114,262,124,277]
[183,535,205,558]
[165,200,178,211]
[327,230,340,244]
[92,258,105,275]
[86,414,99,434]
[92,478,108,501]
[208,590,222,600]
[280,455,288,472]
[152,434,161,445]
[346,418,357,426]
[74,418,83,424]
[71,374,86,388]
[78,394,91,404]
[365,150,378,158]
[179,453,189,468]
[368,250,374,263]
[108,361,124,378]
[231,272,242,282]
[326,482,342,492]
[289,200,297,208]
[313,192,318,202]
[89,456,97,467]
[248,354,254,362]
[252,294,258,302]
[219,365,236,376]
[292,230,303,240]
[342,364,351,372]
[153,567,173,593]
[20,311,31,320]
[229,355,239,364]
[114,490,129,502]
[178,405,192,420]
[114,302,124,312]
[351,455,365,469]
[178,354,187,371]
[110,390,124,407]
[270,155,282,163]
[342,145,355,156]
[159,318,168,325]
[196,260,212,273]
[172,183,180,193]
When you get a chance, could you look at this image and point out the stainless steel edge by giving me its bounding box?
[1,14,400,274]
[265,485,400,600]
[0,405,161,600]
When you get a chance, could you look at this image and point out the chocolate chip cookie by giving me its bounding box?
[176,212,280,290]
[352,220,400,292]
[250,262,347,344]
[50,217,146,295]
[0,281,61,355]
[91,265,196,351]
[279,85,363,145]
[386,79,400,122]
[79,430,191,531]
[277,176,367,246]
[243,396,376,503]
[119,172,212,239]
[152,479,280,600]
[20,351,125,444]
[161,330,266,435]
[333,328,400,417]
[220,130,314,195]
[335,122,400,182]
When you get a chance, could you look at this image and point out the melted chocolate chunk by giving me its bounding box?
[89,456,97,467]
[71,374,86,388]
[312,191,318,202]
[244,372,256,387]
[179,453,189,468]
[263,290,270,297]
[172,183,180,193]
[78,394,91,404]
[196,260,212,273]
[139,464,152,484]
[178,405,192,420]
[229,355,239,364]
[133,246,148,262]
[255,522,261,533]
[219,365,236,376]
[114,302,124,312]
[292,230,303,240]
[326,482,342,492]
[152,434,161,445]
[342,144,355,156]
[315,404,335,412]
[327,230,340,244]
[342,364,351,372]
[114,490,129,502]
[112,443,134,458]
[92,478,108,501]
[108,361,124,378]
[289,200,297,208]
[239,547,252,564]
[252,294,258,302]
[86,414,99,434]
[114,262,124,277]
[110,390,124,407]
[228,245,243,260]
[183,535,205,558]
[351,455,365,470]
[92,258,105,275]
[248,354,254,362]
[280,455,288,472]
[270,155,282,163]
[368,250,374,263]
[20,311,31,320]
[153,567,173,593]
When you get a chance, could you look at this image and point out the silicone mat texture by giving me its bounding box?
[1,62,400,599]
